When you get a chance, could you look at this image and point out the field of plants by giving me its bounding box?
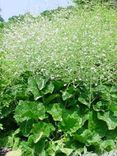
[0,2,117,156]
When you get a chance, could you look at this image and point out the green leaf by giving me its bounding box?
[109,101,117,112]
[60,148,73,155]
[59,110,82,134]
[113,111,117,117]
[110,85,117,93]
[46,141,57,156]
[106,128,117,140]
[62,86,75,101]
[111,93,117,99]
[33,139,45,156]
[88,111,107,137]
[47,139,73,156]
[31,122,55,143]
[35,75,48,90]
[44,94,60,104]
[11,84,28,100]
[1,93,13,108]
[0,123,3,130]
[78,97,90,108]
[53,80,64,91]
[43,82,54,94]
[20,120,34,137]
[100,140,116,151]
[62,91,73,101]
[7,129,20,148]
[75,129,101,145]
[19,141,34,156]
[47,103,63,121]
[27,77,41,100]
[93,101,103,112]
[15,101,45,122]
[97,112,117,130]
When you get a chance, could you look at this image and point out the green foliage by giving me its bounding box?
[73,0,117,7]
[14,101,46,122]
[0,72,117,155]
[0,3,117,156]
[1,6,117,87]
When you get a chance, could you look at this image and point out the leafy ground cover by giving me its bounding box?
[0,3,117,156]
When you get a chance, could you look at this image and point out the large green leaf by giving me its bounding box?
[35,75,48,91]
[75,129,101,145]
[33,139,45,156]
[59,110,82,134]
[47,103,63,121]
[20,120,34,137]
[88,111,107,137]
[14,101,45,122]
[31,122,55,143]
[27,77,41,100]
[97,112,117,130]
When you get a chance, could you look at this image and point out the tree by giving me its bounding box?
[0,8,4,22]
[73,0,117,6]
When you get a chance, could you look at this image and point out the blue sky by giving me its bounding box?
[0,0,72,21]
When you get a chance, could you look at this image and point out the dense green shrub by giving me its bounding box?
[0,71,117,155]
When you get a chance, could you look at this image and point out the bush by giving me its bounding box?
[0,71,117,155]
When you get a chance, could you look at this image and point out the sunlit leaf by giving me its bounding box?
[47,103,63,121]
[97,112,117,130]
[62,86,75,101]
[59,110,82,134]
[43,82,54,94]
[75,129,101,145]
[100,140,116,151]
[31,122,55,143]
[78,97,90,108]
[15,101,45,122]
[27,77,41,100]
[35,75,48,91]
